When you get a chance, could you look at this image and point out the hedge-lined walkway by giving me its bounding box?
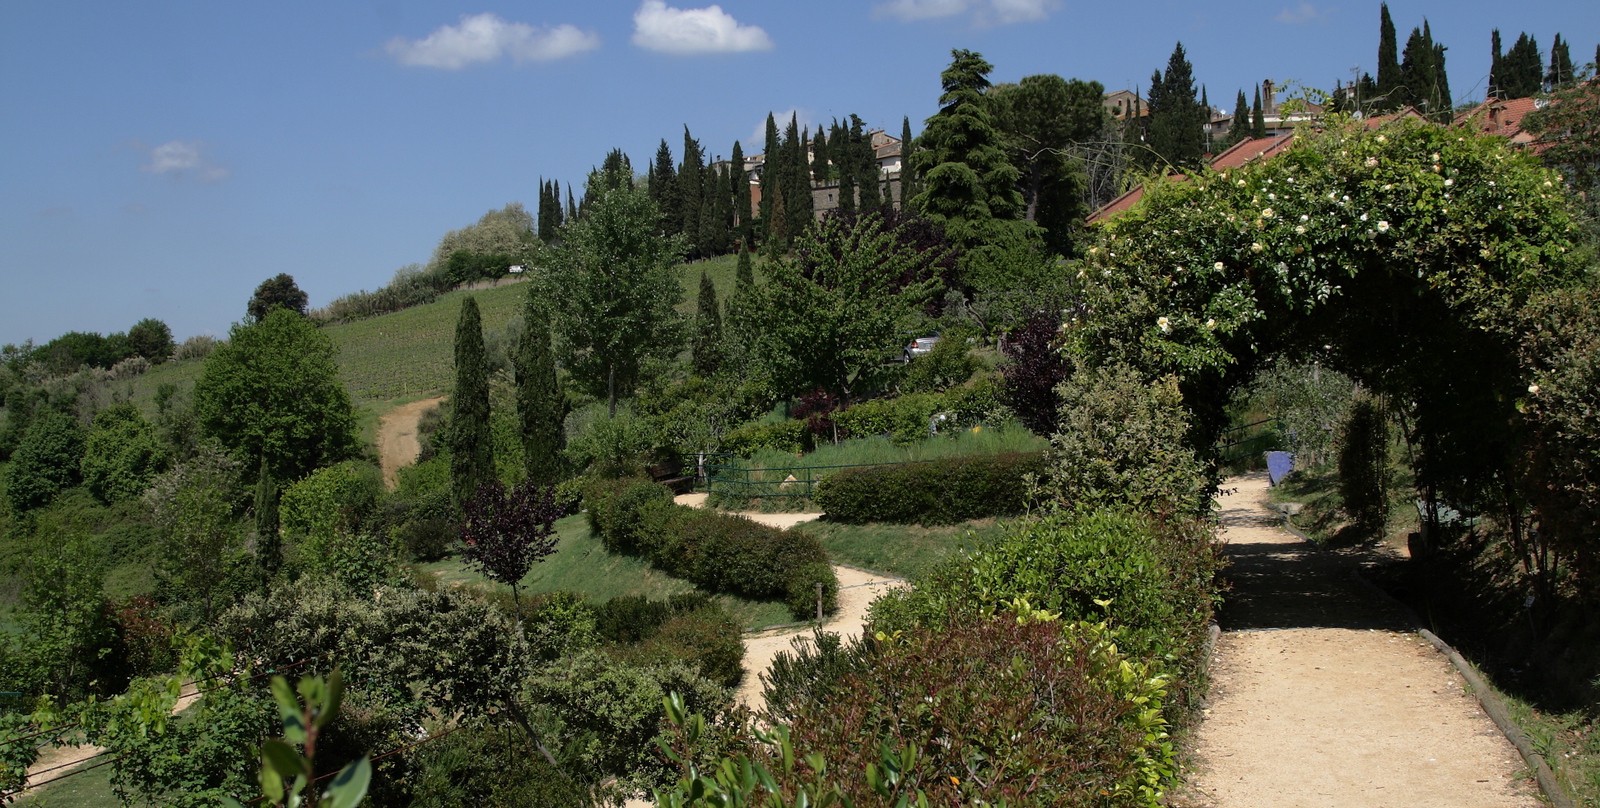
[1174,474,1538,808]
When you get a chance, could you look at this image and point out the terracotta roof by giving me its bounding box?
[1087,134,1293,225]
[1453,97,1540,145]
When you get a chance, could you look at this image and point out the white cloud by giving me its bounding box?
[875,0,1058,25]
[1274,2,1326,24]
[142,141,228,182]
[632,1,773,55]
[385,13,599,69]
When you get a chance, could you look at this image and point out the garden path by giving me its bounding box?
[376,395,444,489]
[1173,473,1540,808]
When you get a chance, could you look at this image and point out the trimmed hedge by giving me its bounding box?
[584,479,839,618]
[813,451,1045,525]
[719,419,812,457]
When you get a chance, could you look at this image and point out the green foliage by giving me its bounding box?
[583,478,674,555]
[547,180,686,412]
[603,597,746,688]
[748,213,944,400]
[1337,398,1392,538]
[691,271,722,377]
[868,509,1221,716]
[4,410,85,512]
[194,308,358,483]
[81,403,168,504]
[899,331,976,393]
[0,550,123,701]
[1143,41,1206,170]
[127,317,175,364]
[565,404,661,478]
[248,273,310,321]
[143,443,250,621]
[528,648,735,795]
[515,286,565,486]
[1041,363,1212,518]
[813,451,1045,525]
[407,722,592,807]
[1520,286,1600,569]
[832,377,1005,446]
[717,418,811,457]
[1244,360,1356,467]
[450,296,494,511]
[218,669,370,808]
[280,460,384,549]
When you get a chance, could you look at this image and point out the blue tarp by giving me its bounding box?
[1266,451,1294,486]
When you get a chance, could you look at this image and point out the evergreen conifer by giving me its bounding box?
[1251,86,1266,137]
[450,297,494,512]
[1547,34,1574,90]
[1227,90,1250,145]
[1376,3,1401,110]
[692,271,722,376]
[516,287,563,485]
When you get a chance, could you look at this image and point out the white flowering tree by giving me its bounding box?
[1063,116,1594,593]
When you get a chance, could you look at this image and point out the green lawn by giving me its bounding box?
[675,253,741,315]
[13,756,118,807]
[794,518,1011,581]
[413,512,795,632]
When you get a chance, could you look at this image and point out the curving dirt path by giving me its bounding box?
[16,683,202,799]
[377,396,444,489]
[1173,474,1540,808]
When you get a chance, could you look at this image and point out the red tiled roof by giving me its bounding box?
[1453,97,1540,145]
[1087,133,1293,225]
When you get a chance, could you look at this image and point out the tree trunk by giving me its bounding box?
[607,363,617,417]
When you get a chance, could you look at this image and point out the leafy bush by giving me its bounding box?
[1000,310,1071,435]
[81,404,168,504]
[813,451,1045,525]
[585,482,839,619]
[832,377,1005,445]
[1039,363,1211,518]
[582,477,672,554]
[405,721,594,807]
[759,629,877,724]
[869,509,1220,716]
[718,418,812,457]
[900,330,977,393]
[280,460,385,545]
[564,405,660,478]
[172,334,218,362]
[612,601,745,688]
[1337,398,1392,538]
[4,410,85,512]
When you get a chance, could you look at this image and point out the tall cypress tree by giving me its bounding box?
[1227,90,1250,145]
[1503,34,1543,98]
[254,458,280,582]
[811,125,830,183]
[735,246,754,293]
[853,116,881,211]
[1489,29,1505,99]
[1376,3,1401,110]
[782,114,812,241]
[1547,34,1574,90]
[550,180,564,231]
[516,287,563,485]
[692,271,722,376]
[1251,85,1266,137]
[730,141,750,240]
[898,116,916,208]
[536,179,551,242]
[680,127,705,257]
[566,186,577,222]
[759,113,780,235]
[649,139,679,235]
[450,297,494,511]
[1400,23,1446,119]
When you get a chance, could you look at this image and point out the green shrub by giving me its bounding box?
[900,332,977,393]
[832,393,941,444]
[1338,398,1392,538]
[595,594,674,643]
[406,722,594,807]
[5,411,85,512]
[718,418,812,457]
[81,405,169,505]
[759,628,877,724]
[586,485,839,619]
[813,451,1045,525]
[868,509,1220,716]
[618,604,745,688]
[582,477,671,554]
[280,460,384,544]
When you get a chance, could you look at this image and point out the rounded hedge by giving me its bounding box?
[813,451,1045,525]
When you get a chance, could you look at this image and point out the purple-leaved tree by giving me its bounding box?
[460,479,560,607]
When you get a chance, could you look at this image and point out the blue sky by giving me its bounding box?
[2,1,1596,346]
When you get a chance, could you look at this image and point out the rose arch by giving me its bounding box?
[1065,117,1597,588]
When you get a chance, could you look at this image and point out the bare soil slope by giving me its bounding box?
[1174,474,1540,808]
[377,396,444,489]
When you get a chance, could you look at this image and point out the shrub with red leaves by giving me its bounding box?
[461,479,560,606]
[1000,311,1070,435]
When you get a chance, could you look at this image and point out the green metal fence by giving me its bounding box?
[1216,418,1282,470]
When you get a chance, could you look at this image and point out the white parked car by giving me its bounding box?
[903,335,940,362]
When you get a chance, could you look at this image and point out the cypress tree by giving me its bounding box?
[735,245,754,293]
[1431,25,1451,121]
[1400,24,1441,118]
[1489,29,1505,99]
[516,286,563,485]
[1503,34,1542,98]
[1376,3,1400,110]
[254,458,280,581]
[1251,85,1266,137]
[899,116,917,207]
[811,125,829,182]
[450,297,494,512]
[692,271,722,376]
[1547,34,1574,90]
[783,114,813,241]
[551,180,564,231]
[1227,89,1250,145]
[700,165,731,256]
[853,116,881,211]
[650,139,679,235]
[730,141,750,240]
[759,113,780,234]
[566,186,577,222]
[680,127,705,257]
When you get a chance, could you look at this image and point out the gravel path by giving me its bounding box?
[376,396,443,489]
[1174,473,1541,808]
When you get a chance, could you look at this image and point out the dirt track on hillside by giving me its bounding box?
[1172,474,1540,808]
[377,396,444,489]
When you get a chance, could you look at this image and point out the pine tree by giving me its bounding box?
[680,127,705,257]
[650,139,679,235]
[910,49,1026,247]
[898,116,916,207]
[1547,34,1574,90]
[812,125,830,182]
[1251,85,1266,137]
[1400,23,1448,120]
[692,271,722,376]
[1376,3,1401,111]
[735,246,754,292]
[1503,34,1543,98]
[450,297,494,512]
[516,286,563,485]
[1146,42,1206,169]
